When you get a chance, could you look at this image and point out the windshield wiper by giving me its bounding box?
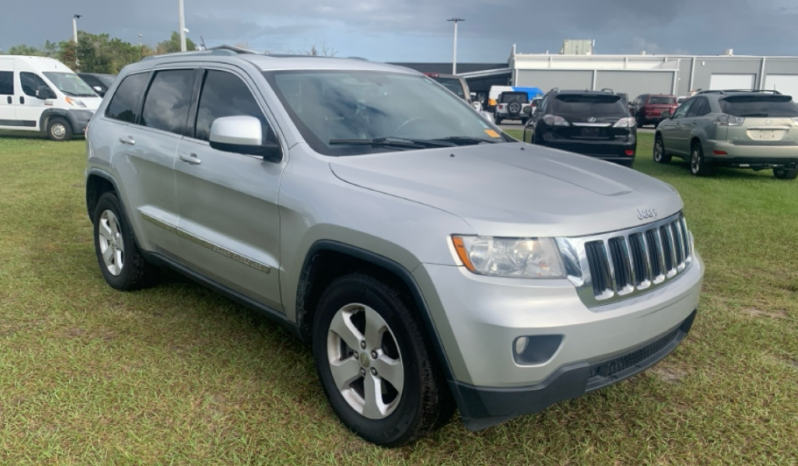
[60,90,77,96]
[739,113,769,117]
[432,135,499,145]
[329,137,453,149]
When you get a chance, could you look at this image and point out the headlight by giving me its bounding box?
[65,97,87,108]
[451,236,565,278]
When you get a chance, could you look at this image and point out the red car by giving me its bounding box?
[631,94,678,127]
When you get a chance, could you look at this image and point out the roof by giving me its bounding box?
[131,47,415,74]
[1,55,73,73]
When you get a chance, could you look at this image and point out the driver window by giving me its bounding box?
[20,72,51,97]
[194,70,273,142]
[687,97,707,117]
[672,99,693,118]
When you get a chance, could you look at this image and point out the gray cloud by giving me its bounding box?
[1,0,797,60]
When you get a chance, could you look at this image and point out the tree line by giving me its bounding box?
[2,31,198,74]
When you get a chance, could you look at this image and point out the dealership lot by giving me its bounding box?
[1,131,796,464]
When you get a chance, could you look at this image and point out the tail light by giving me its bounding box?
[714,114,744,126]
[543,114,570,126]
[613,117,636,128]
[624,149,635,156]
[498,104,506,110]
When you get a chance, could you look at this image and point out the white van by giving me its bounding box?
[0,56,102,140]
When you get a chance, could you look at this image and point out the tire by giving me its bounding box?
[653,135,672,164]
[93,192,159,290]
[495,117,503,125]
[521,118,529,125]
[690,142,712,176]
[636,119,644,128]
[313,273,453,447]
[47,117,73,142]
[773,167,798,180]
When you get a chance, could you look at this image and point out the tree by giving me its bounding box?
[6,44,44,56]
[289,41,338,57]
[156,32,197,54]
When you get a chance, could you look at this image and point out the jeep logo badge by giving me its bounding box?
[637,208,657,220]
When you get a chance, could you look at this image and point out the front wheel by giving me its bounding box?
[313,273,453,447]
[774,167,798,180]
[47,117,73,141]
[653,135,672,164]
[690,142,712,176]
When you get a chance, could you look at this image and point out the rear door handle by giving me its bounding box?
[19,96,25,104]
[179,153,201,165]
[6,96,10,104]
[118,136,136,145]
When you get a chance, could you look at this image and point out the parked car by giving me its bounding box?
[654,90,798,179]
[631,94,678,127]
[530,96,543,114]
[0,55,101,140]
[523,89,637,166]
[676,96,689,107]
[85,50,703,446]
[486,85,542,113]
[494,91,531,124]
[78,72,116,97]
[423,73,471,104]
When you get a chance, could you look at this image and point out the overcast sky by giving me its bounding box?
[2,0,798,61]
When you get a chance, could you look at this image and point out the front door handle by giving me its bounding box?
[118,136,136,145]
[19,96,25,104]
[179,153,201,165]
[6,96,10,104]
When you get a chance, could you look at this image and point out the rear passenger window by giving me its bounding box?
[194,70,270,141]
[141,69,196,135]
[0,71,13,95]
[106,73,150,123]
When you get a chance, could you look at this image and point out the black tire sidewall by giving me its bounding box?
[48,117,73,141]
[312,275,428,446]
[93,193,138,289]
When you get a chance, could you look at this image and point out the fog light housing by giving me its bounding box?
[512,335,563,365]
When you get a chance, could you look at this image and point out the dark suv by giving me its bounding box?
[523,89,637,166]
[631,94,678,127]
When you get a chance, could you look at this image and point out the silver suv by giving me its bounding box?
[85,50,704,446]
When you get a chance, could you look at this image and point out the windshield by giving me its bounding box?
[265,71,506,156]
[44,72,97,97]
[648,96,676,105]
[719,96,798,117]
[97,75,116,87]
[430,77,465,99]
[552,95,628,117]
[501,93,527,103]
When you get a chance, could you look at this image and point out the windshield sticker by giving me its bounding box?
[484,129,500,138]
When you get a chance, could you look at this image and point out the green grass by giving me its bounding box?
[1,131,797,465]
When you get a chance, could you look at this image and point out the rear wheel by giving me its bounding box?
[773,167,798,180]
[313,273,453,447]
[690,142,712,176]
[653,135,671,164]
[47,117,73,142]
[495,116,503,125]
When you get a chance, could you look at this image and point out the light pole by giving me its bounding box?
[447,18,464,74]
[72,14,81,43]
[178,0,187,52]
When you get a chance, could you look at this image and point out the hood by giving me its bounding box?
[329,143,683,238]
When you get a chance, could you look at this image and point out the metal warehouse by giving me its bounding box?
[396,46,798,100]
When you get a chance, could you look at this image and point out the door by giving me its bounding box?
[174,68,283,311]
[709,74,755,91]
[764,75,798,100]
[0,70,14,127]
[16,71,54,129]
[106,70,188,258]
[662,98,695,155]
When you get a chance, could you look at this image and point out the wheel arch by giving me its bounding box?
[295,240,456,383]
[85,169,123,222]
[39,108,75,133]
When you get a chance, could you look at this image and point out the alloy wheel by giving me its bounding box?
[327,303,404,420]
[98,210,124,276]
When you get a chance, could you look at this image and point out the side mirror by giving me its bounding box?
[471,101,483,112]
[36,86,55,100]
[661,110,672,119]
[209,115,282,162]
[522,106,532,115]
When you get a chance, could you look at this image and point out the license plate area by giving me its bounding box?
[581,128,602,138]
[747,129,786,141]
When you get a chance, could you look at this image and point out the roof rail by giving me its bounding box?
[697,89,782,95]
[210,44,259,54]
[600,87,615,94]
[142,48,239,61]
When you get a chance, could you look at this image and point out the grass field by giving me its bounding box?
[1,131,797,465]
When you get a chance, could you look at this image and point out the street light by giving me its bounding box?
[447,18,464,74]
[72,14,82,44]
[178,0,187,52]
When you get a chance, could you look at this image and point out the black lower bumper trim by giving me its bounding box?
[452,309,697,431]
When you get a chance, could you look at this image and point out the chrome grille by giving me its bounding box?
[562,213,693,307]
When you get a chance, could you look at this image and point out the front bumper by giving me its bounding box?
[68,109,95,134]
[413,250,703,429]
